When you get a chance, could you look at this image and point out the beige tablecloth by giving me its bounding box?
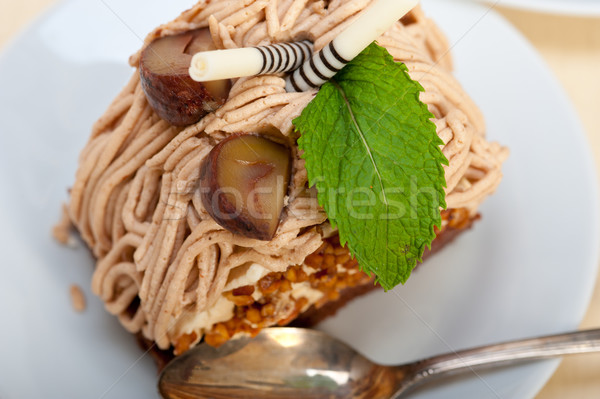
[0,1,598,397]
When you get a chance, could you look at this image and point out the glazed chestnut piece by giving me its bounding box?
[200,134,292,241]
[140,29,231,126]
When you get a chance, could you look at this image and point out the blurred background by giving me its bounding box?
[0,0,598,398]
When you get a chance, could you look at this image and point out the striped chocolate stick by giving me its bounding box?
[285,0,419,92]
[189,41,313,82]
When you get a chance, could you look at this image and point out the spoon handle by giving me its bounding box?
[393,329,600,397]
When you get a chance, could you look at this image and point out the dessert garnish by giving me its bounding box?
[286,0,419,91]
[140,28,231,126]
[200,134,292,241]
[183,0,441,289]
[188,0,419,92]
[189,40,314,82]
[295,43,448,290]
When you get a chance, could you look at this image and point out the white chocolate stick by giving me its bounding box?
[190,41,313,82]
[286,0,420,92]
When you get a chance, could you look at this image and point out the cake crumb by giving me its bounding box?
[70,285,86,313]
[53,203,76,247]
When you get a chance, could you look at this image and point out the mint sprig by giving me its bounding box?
[294,43,448,290]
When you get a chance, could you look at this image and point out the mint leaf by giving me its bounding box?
[294,43,448,290]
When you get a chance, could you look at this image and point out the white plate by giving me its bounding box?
[0,0,598,398]
[468,0,600,16]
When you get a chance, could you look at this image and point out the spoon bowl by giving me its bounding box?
[159,328,397,399]
[159,327,600,399]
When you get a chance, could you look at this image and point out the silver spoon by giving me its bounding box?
[159,327,600,399]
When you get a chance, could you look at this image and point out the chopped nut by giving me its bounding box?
[261,303,275,317]
[232,285,255,296]
[304,253,324,268]
[285,267,298,282]
[336,253,351,265]
[348,271,371,286]
[232,295,255,307]
[234,306,246,319]
[225,318,240,335]
[322,274,338,288]
[448,208,471,229]
[279,279,292,293]
[224,290,255,306]
[295,297,309,311]
[327,290,341,301]
[215,322,230,338]
[295,267,308,283]
[246,307,262,324]
[205,332,228,347]
[324,254,336,268]
[258,273,282,295]
[333,246,348,256]
[174,332,198,355]
[205,323,231,347]
[335,278,348,291]
[277,297,309,326]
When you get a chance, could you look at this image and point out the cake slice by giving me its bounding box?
[66,0,508,365]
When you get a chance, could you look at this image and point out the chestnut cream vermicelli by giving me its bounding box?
[67,0,508,351]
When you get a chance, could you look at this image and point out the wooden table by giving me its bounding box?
[1,1,598,397]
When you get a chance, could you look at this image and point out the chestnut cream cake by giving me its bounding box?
[66,0,508,360]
